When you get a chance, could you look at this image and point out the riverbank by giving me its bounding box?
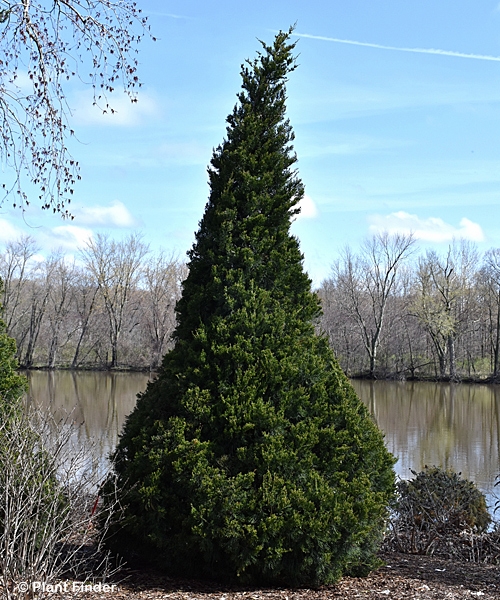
[350,372,500,385]
[58,552,500,599]
[20,365,500,386]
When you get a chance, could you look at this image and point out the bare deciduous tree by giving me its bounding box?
[479,248,500,378]
[71,266,100,368]
[0,234,38,336]
[328,232,416,377]
[143,252,186,369]
[23,256,55,367]
[0,0,150,215]
[81,232,149,368]
[46,253,77,368]
[3,231,497,378]
[413,241,478,380]
[0,233,192,369]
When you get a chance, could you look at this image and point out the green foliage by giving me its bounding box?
[396,466,491,535]
[107,29,395,586]
[0,315,28,408]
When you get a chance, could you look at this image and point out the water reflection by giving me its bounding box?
[352,380,500,503]
[25,372,500,506]
[25,370,151,461]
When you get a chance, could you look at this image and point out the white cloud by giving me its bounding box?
[7,70,32,94]
[43,225,94,252]
[30,253,46,264]
[73,201,136,227]
[72,91,159,127]
[455,218,484,242]
[368,211,484,242]
[0,219,24,244]
[296,194,319,220]
[0,222,93,258]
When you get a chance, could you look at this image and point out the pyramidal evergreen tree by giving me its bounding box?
[108,29,395,585]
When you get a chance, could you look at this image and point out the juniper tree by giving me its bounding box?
[109,28,395,586]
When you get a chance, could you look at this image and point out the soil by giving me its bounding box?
[58,552,500,600]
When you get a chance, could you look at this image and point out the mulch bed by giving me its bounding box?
[57,552,500,600]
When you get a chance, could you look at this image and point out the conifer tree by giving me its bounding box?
[109,29,395,585]
[0,287,27,408]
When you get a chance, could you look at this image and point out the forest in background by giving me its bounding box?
[319,233,500,381]
[0,233,186,370]
[3,230,500,380]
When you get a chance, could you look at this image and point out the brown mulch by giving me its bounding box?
[58,553,500,599]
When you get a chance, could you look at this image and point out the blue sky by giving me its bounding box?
[3,0,500,285]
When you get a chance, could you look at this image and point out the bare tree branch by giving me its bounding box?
[0,0,150,216]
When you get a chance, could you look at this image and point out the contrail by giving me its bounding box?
[295,32,500,62]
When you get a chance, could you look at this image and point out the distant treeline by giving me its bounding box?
[317,232,500,381]
[4,231,500,380]
[0,233,186,370]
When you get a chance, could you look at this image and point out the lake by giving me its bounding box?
[26,371,500,509]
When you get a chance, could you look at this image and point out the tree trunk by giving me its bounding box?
[448,335,457,381]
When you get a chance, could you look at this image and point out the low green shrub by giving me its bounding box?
[398,466,490,533]
[385,466,491,556]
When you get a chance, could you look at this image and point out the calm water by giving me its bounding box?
[351,380,500,503]
[26,371,500,506]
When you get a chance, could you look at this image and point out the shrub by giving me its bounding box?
[0,399,122,599]
[0,307,120,598]
[386,466,491,556]
[106,28,396,586]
